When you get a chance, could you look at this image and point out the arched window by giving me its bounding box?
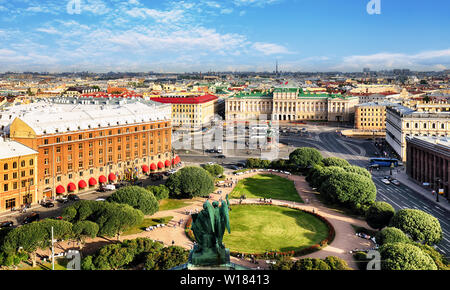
[3,163,8,170]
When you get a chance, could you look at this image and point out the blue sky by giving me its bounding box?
[0,0,449,72]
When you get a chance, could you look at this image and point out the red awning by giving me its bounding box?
[89,177,97,186]
[175,156,181,164]
[68,183,76,192]
[56,185,65,194]
[108,173,116,181]
[165,160,171,167]
[150,163,157,171]
[158,161,164,169]
[99,175,107,183]
[78,180,87,189]
[142,165,149,173]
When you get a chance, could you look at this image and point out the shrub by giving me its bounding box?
[343,165,372,178]
[270,257,294,270]
[413,243,449,270]
[107,186,159,215]
[292,258,331,270]
[390,209,442,245]
[146,185,170,201]
[380,243,437,270]
[166,166,215,199]
[322,157,350,168]
[375,227,411,246]
[320,171,377,209]
[92,243,135,270]
[366,201,395,230]
[289,147,323,169]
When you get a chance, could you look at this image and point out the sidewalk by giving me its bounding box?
[393,169,450,212]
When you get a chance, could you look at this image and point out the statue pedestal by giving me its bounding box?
[189,246,230,266]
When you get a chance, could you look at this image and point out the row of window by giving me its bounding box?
[1,178,35,193]
[43,124,170,145]
[405,122,447,129]
[2,170,34,181]
[2,159,34,171]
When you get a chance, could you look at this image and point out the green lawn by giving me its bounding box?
[122,216,173,236]
[21,258,68,270]
[223,205,329,254]
[230,174,303,202]
[159,199,192,211]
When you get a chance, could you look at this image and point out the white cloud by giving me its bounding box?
[251,42,291,55]
[220,8,233,14]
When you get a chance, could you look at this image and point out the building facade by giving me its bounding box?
[0,139,38,212]
[406,136,449,201]
[386,105,450,161]
[225,88,358,122]
[6,97,175,199]
[152,94,219,128]
[354,102,393,131]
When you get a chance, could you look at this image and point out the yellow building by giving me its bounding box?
[0,139,38,212]
[152,94,219,128]
[354,102,391,131]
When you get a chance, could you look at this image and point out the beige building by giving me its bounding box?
[386,105,450,161]
[355,102,394,131]
[226,88,358,122]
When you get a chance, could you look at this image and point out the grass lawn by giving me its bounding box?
[21,258,68,270]
[230,174,303,203]
[223,205,329,254]
[159,198,192,211]
[122,216,173,236]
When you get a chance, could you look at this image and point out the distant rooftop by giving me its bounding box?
[0,139,38,159]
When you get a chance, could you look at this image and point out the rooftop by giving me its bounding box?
[151,94,218,104]
[0,139,38,159]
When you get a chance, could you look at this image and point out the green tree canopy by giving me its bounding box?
[292,258,331,270]
[289,147,323,169]
[375,227,411,246]
[322,157,350,168]
[202,164,224,177]
[144,246,189,270]
[107,186,159,215]
[366,201,395,230]
[166,166,215,198]
[390,209,442,245]
[380,243,437,270]
[146,185,170,201]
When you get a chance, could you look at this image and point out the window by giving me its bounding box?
[56,137,61,143]
[21,171,25,178]
[68,145,72,151]
[29,159,33,166]
[68,136,72,141]
[79,144,83,150]
[30,169,34,175]
[44,149,49,155]
[44,139,49,145]
[21,160,26,167]
[13,172,17,179]
[5,198,15,209]
[13,182,17,190]
[4,184,8,192]
[57,176,61,182]
[3,174,8,181]
[56,147,61,153]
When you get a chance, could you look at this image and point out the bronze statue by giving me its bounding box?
[190,195,231,266]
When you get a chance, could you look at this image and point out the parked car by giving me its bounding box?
[217,154,226,159]
[51,216,63,220]
[0,221,14,228]
[22,213,40,225]
[67,194,80,201]
[42,201,55,208]
[57,197,69,204]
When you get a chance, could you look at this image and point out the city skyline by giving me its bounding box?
[0,0,449,73]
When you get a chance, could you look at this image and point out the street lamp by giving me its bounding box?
[435,177,440,203]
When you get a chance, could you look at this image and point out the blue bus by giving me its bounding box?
[369,158,399,167]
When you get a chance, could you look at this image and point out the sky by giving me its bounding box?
[0,0,449,73]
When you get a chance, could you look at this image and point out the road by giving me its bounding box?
[280,126,450,257]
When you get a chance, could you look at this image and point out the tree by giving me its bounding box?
[289,147,323,169]
[166,166,215,199]
[63,200,144,238]
[343,165,371,178]
[107,186,159,215]
[380,243,437,270]
[390,209,442,245]
[202,164,224,177]
[309,166,346,189]
[92,243,135,270]
[72,221,99,249]
[146,185,170,201]
[292,258,331,270]
[322,157,350,168]
[366,202,395,230]
[2,219,73,267]
[320,171,377,209]
[375,227,411,246]
[270,257,294,270]
[144,246,189,270]
[324,256,351,270]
